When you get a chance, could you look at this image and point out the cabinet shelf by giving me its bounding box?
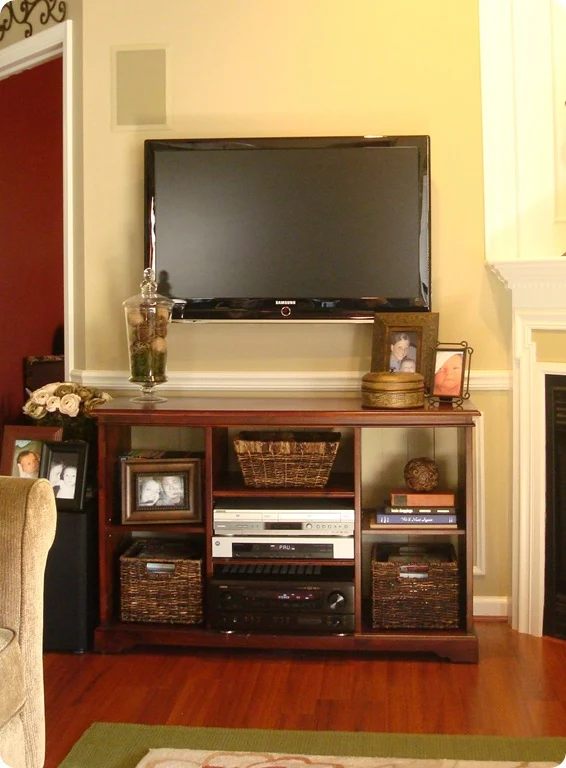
[104,523,207,536]
[94,396,479,662]
[213,471,355,498]
[362,526,466,536]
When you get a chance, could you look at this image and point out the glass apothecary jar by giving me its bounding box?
[123,268,174,402]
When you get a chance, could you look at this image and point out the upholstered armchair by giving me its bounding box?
[0,477,57,768]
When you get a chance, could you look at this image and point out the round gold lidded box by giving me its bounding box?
[361,371,425,410]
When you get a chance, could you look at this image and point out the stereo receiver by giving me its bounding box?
[208,564,355,634]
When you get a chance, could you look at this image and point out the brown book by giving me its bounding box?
[390,489,455,507]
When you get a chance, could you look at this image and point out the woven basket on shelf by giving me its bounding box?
[120,539,203,624]
[233,431,341,488]
[371,543,459,630]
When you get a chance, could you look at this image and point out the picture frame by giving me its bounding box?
[39,440,90,511]
[430,341,473,404]
[0,425,63,478]
[121,457,202,524]
[370,312,439,389]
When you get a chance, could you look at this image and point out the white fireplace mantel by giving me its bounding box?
[489,260,566,310]
[488,259,566,636]
[480,0,566,635]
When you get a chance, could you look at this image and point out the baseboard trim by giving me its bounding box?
[473,595,510,618]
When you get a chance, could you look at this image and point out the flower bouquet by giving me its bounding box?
[23,382,112,442]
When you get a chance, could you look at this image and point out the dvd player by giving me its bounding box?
[212,536,354,559]
[213,501,355,536]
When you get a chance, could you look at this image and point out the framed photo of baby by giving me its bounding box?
[370,312,439,390]
[121,457,202,524]
[431,342,473,402]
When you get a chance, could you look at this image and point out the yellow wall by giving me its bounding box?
[78,0,511,374]
[72,0,512,602]
[534,330,566,362]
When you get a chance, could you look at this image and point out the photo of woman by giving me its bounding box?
[389,331,418,373]
[46,453,79,500]
[138,477,163,506]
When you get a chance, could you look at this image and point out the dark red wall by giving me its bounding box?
[0,57,63,427]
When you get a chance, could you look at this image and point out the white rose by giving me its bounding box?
[32,388,52,405]
[59,393,81,417]
[42,382,62,395]
[23,401,47,419]
[46,396,60,413]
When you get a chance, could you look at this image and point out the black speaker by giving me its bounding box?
[43,500,98,652]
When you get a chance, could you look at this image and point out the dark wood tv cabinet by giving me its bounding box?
[93,396,480,663]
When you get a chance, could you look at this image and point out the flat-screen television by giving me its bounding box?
[144,135,431,321]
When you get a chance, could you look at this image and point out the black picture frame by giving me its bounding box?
[121,457,202,524]
[39,440,90,511]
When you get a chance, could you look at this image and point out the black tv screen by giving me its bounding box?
[144,135,431,321]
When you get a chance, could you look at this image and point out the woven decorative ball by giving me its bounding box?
[404,457,439,492]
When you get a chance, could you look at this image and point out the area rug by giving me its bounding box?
[133,747,565,768]
[57,724,566,768]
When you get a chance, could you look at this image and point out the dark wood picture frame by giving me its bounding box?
[121,457,202,524]
[0,425,63,478]
[430,342,473,403]
[39,440,90,511]
[371,312,439,388]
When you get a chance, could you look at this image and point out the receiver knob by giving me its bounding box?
[327,591,346,610]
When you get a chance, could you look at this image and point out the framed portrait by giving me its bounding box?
[0,425,63,479]
[39,440,90,511]
[121,457,202,524]
[371,312,439,388]
[430,342,473,402]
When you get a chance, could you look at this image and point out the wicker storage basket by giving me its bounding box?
[120,540,203,624]
[233,431,340,488]
[371,543,459,630]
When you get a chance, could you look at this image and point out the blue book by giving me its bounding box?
[375,511,457,526]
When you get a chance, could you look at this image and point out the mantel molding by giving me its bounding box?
[488,259,566,309]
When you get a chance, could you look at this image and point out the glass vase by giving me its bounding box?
[123,268,174,403]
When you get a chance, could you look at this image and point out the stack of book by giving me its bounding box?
[370,488,457,529]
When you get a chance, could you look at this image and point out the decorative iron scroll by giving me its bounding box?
[0,0,66,44]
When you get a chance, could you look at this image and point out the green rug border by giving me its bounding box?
[58,723,566,768]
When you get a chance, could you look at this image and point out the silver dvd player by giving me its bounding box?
[213,510,354,536]
[213,501,355,536]
[212,536,355,560]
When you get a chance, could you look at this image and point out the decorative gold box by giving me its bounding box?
[361,371,425,410]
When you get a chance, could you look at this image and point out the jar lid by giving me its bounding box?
[362,371,424,384]
[123,268,175,310]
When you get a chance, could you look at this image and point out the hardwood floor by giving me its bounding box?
[44,620,566,768]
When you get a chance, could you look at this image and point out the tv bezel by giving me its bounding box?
[144,135,431,321]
